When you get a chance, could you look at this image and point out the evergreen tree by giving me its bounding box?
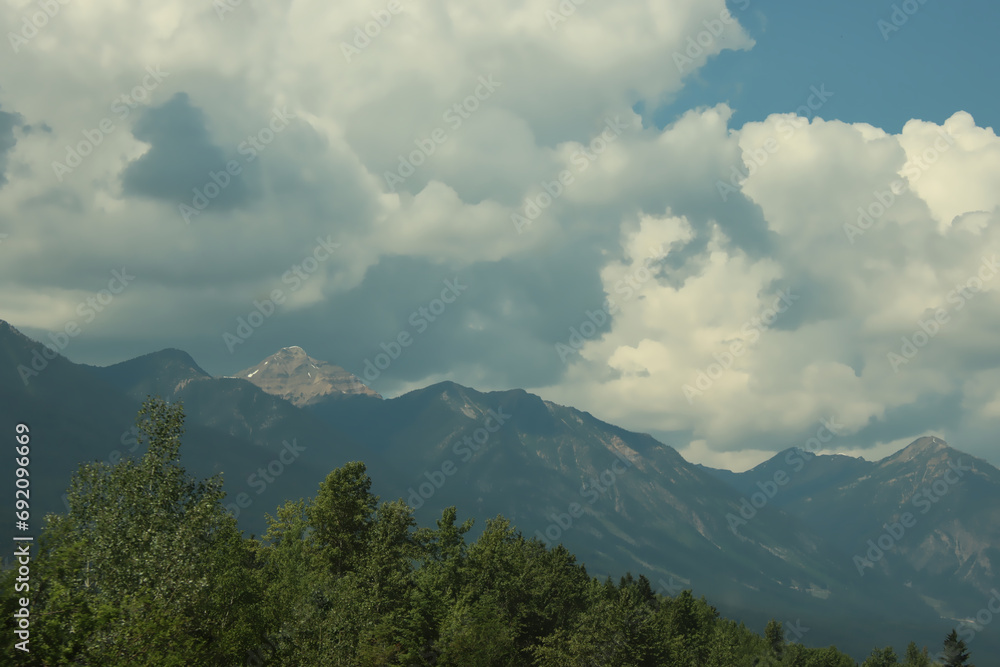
[0,400,908,666]
[940,628,975,666]
[861,645,899,666]
[903,641,931,666]
[764,618,785,661]
[307,460,379,575]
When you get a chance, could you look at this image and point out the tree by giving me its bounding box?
[764,619,785,661]
[255,461,430,665]
[903,641,930,667]
[704,620,742,667]
[0,398,882,665]
[307,460,379,575]
[940,629,975,666]
[2,397,267,665]
[663,589,716,665]
[434,592,520,666]
[861,646,899,666]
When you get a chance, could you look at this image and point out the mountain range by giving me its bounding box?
[2,318,997,661]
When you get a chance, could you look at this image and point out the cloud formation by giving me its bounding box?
[0,0,997,471]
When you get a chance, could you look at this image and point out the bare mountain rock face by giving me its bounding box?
[235,346,381,406]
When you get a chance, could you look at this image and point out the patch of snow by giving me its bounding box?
[247,369,259,378]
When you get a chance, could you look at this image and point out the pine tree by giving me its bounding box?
[861,645,899,666]
[903,641,931,666]
[764,619,785,661]
[941,629,975,666]
[0,399,891,666]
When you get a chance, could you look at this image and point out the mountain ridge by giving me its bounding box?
[234,345,382,405]
[2,319,997,659]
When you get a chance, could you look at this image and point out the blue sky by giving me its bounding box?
[647,0,999,134]
[1,0,999,472]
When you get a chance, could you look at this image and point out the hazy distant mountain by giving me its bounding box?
[234,346,381,405]
[1,323,384,539]
[3,320,997,660]
[723,436,1000,627]
[306,380,943,658]
[0,322,301,536]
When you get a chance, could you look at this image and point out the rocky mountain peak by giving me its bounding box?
[882,435,951,466]
[235,347,381,406]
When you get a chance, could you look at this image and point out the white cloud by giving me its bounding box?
[534,109,1000,460]
[1,0,998,468]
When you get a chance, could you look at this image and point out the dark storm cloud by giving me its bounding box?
[200,242,614,393]
[855,392,964,448]
[0,105,25,188]
[121,92,253,210]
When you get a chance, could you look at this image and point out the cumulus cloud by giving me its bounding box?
[536,109,1000,468]
[0,0,997,471]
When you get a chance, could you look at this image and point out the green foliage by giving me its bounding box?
[903,641,931,666]
[940,628,975,666]
[1,397,268,665]
[862,646,899,666]
[1,396,964,665]
[765,619,786,661]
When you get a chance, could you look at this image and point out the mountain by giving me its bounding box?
[1,322,382,539]
[82,348,210,399]
[0,323,310,538]
[307,381,942,658]
[234,346,381,405]
[716,436,1000,638]
[2,320,997,659]
[698,447,875,507]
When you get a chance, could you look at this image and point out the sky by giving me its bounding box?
[2,0,999,472]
